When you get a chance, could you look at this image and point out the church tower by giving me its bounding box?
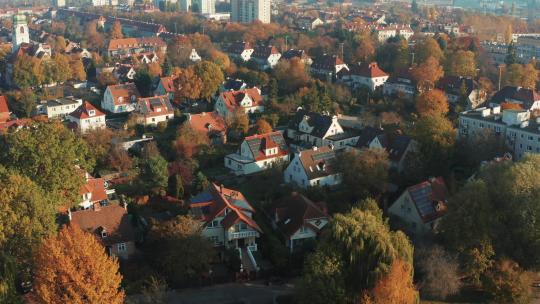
[12,14,29,53]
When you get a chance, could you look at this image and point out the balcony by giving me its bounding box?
[227,230,258,241]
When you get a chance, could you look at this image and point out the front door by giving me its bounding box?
[237,238,245,248]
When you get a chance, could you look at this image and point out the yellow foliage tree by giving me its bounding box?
[33,225,125,304]
[369,259,417,304]
[416,89,449,118]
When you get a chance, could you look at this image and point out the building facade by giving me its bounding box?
[231,0,271,24]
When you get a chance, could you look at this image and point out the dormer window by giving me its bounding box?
[89,110,95,117]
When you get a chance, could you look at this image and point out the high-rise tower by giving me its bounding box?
[12,14,29,53]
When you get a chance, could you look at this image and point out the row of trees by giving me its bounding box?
[13,53,86,89]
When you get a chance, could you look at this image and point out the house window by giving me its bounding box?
[101,231,107,238]
[300,226,307,233]
[117,243,126,252]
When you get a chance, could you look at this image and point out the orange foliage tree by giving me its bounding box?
[411,56,444,90]
[32,225,125,304]
[254,119,273,134]
[416,89,449,118]
[368,259,417,304]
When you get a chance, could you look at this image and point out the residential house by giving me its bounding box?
[106,37,167,58]
[135,52,159,64]
[227,41,254,62]
[286,109,359,150]
[458,106,540,160]
[225,131,289,175]
[375,24,414,42]
[136,95,174,126]
[280,49,312,65]
[310,54,348,81]
[79,172,109,209]
[70,203,136,259]
[67,101,106,133]
[355,127,416,172]
[250,45,281,69]
[382,69,417,98]
[219,78,248,93]
[215,87,265,117]
[35,96,83,119]
[284,145,341,188]
[113,64,137,82]
[189,48,202,62]
[388,177,448,237]
[438,76,486,109]
[154,75,177,102]
[268,192,330,252]
[186,111,227,144]
[102,83,141,113]
[189,183,262,272]
[0,95,9,124]
[339,62,389,91]
[489,86,540,111]
[296,16,324,30]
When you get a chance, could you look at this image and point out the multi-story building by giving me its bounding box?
[193,0,215,14]
[106,37,167,58]
[458,106,540,160]
[231,0,271,24]
[35,96,83,119]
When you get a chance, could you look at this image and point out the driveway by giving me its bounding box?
[128,281,294,304]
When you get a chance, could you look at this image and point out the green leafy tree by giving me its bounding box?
[446,50,477,77]
[0,253,23,303]
[193,61,224,100]
[483,259,533,304]
[298,204,413,303]
[13,54,43,88]
[169,173,184,199]
[139,148,169,195]
[134,68,154,97]
[144,216,215,287]
[414,37,444,64]
[0,122,95,207]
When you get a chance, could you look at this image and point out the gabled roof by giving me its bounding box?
[79,175,108,203]
[491,86,540,110]
[251,45,280,59]
[227,41,253,54]
[222,78,247,91]
[106,83,141,106]
[281,49,310,61]
[288,109,336,138]
[438,76,474,96]
[311,54,345,70]
[270,192,329,237]
[243,131,289,161]
[159,75,177,93]
[297,146,338,180]
[69,101,105,120]
[189,183,262,233]
[70,204,135,246]
[107,37,166,52]
[347,62,388,78]
[385,68,417,86]
[138,95,174,117]
[356,127,413,162]
[188,111,227,135]
[403,177,448,223]
[219,88,263,111]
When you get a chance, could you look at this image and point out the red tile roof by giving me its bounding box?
[159,76,177,93]
[349,62,388,78]
[271,192,329,237]
[219,88,263,111]
[243,131,289,161]
[107,37,166,52]
[79,175,108,203]
[69,102,105,120]
[188,111,227,136]
[0,95,9,123]
[106,83,140,106]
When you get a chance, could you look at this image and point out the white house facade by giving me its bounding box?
[284,146,341,188]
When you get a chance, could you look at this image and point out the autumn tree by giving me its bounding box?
[173,66,203,102]
[254,119,273,134]
[376,39,409,73]
[483,259,533,304]
[110,21,123,39]
[414,36,444,64]
[335,148,390,204]
[368,259,417,304]
[13,54,43,88]
[298,204,413,303]
[353,32,376,62]
[415,245,462,299]
[53,53,72,83]
[0,122,94,208]
[144,216,215,287]
[147,62,162,77]
[227,109,249,136]
[173,124,209,159]
[193,61,224,100]
[33,225,124,304]
[416,89,449,117]
[97,71,119,88]
[411,56,444,90]
[70,59,86,81]
[8,88,36,117]
[272,58,310,94]
[521,62,538,89]
[85,20,105,49]
[446,50,477,77]
[408,115,455,176]
[0,170,56,264]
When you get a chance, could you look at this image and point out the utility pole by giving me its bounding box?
[340,42,344,59]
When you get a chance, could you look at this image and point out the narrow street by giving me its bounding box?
[128,281,295,304]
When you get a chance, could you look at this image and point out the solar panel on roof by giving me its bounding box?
[410,185,435,218]
[312,151,335,161]
[150,98,162,107]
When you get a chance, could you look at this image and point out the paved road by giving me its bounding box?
[128,282,294,304]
